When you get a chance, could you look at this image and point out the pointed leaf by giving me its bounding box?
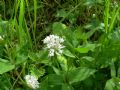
[68,67,96,84]
[0,59,15,74]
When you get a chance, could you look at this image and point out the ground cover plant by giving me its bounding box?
[0,0,120,90]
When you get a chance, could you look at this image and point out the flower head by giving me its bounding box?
[25,75,39,89]
[43,34,64,56]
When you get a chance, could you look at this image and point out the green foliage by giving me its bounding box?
[0,75,12,90]
[0,58,15,74]
[67,67,96,84]
[104,78,120,90]
[0,0,120,89]
[75,43,96,53]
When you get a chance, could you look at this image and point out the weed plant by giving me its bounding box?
[0,0,120,90]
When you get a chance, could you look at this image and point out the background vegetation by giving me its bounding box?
[0,0,120,90]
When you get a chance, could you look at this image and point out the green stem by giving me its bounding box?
[11,63,26,89]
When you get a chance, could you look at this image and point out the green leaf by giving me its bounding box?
[30,67,45,79]
[0,59,15,74]
[52,22,67,35]
[104,79,115,90]
[52,66,61,75]
[108,6,120,33]
[41,79,61,90]
[40,79,49,90]
[19,0,25,26]
[41,74,63,90]
[75,43,96,53]
[104,0,110,33]
[73,28,83,40]
[82,28,97,40]
[63,49,75,58]
[81,56,94,62]
[62,84,74,90]
[57,55,68,71]
[48,74,64,85]
[29,50,49,64]
[15,53,28,65]
[104,78,120,90]
[75,47,89,53]
[68,67,96,84]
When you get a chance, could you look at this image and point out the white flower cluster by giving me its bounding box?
[25,75,39,89]
[43,34,64,56]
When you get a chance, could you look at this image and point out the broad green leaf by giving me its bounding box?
[104,79,115,90]
[75,43,96,53]
[0,59,15,74]
[75,47,89,53]
[63,49,75,58]
[104,78,120,90]
[68,67,96,84]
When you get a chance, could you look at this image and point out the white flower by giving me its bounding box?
[43,35,65,56]
[25,75,39,89]
[49,49,55,56]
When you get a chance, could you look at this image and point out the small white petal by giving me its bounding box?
[43,34,65,57]
[49,49,55,56]
[25,75,39,89]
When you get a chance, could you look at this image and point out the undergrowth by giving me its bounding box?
[0,0,120,90]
